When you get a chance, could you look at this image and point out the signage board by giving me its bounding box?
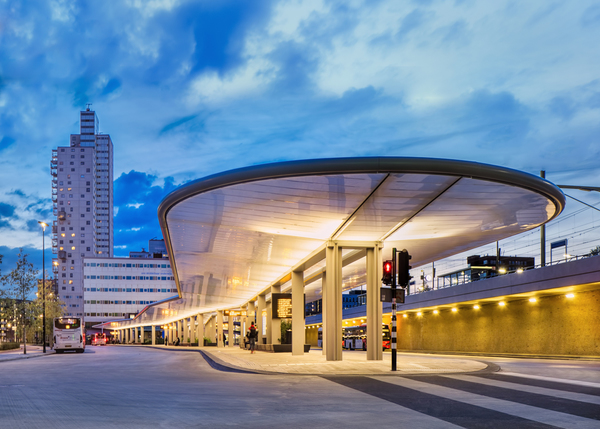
[380,287,405,303]
[272,293,292,319]
[224,310,246,317]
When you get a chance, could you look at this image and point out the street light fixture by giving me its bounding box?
[38,221,48,354]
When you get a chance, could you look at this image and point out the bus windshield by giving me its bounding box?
[55,318,81,330]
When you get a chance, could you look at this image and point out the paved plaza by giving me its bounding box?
[1,345,599,428]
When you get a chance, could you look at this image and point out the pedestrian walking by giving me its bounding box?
[248,322,258,354]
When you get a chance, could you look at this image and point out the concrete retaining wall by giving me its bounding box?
[397,288,600,356]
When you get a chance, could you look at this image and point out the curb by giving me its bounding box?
[115,344,500,377]
[0,351,56,363]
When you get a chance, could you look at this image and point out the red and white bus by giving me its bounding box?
[343,324,391,351]
[92,333,107,346]
[317,324,391,351]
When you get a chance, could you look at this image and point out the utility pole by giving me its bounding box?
[540,170,546,266]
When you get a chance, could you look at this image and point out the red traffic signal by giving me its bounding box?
[382,260,393,285]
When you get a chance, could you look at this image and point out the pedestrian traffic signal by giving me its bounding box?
[398,249,412,287]
[382,260,393,285]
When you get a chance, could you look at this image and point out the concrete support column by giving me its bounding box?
[247,301,255,335]
[183,318,189,344]
[229,316,236,348]
[324,241,342,361]
[257,295,265,345]
[270,285,281,345]
[292,270,305,355]
[366,245,383,360]
[151,325,156,346]
[209,315,216,344]
[217,311,224,347]
[195,315,201,345]
[321,273,326,355]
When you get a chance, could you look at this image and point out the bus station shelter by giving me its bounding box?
[105,157,565,361]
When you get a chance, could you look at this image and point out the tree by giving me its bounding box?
[590,245,600,256]
[32,275,65,348]
[1,250,38,354]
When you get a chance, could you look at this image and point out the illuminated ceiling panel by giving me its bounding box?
[119,158,565,326]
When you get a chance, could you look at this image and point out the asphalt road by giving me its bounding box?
[0,346,599,428]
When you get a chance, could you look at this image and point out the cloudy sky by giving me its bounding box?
[1,0,599,275]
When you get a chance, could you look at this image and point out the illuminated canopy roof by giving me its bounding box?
[126,157,565,327]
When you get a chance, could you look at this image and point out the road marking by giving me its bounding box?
[499,372,600,388]
[372,376,600,429]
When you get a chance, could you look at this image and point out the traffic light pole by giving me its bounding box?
[391,248,397,372]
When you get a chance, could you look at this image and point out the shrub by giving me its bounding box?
[0,342,20,351]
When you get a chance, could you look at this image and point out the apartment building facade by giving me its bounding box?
[51,108,114,318]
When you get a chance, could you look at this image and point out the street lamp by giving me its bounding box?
[38,221,48,353]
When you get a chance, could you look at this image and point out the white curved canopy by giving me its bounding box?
[117,157,565,327]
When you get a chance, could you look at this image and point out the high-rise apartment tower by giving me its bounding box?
[51,108,114,318]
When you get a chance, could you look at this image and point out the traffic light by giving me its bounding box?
[382,260,393,285]
[397,249,412,287]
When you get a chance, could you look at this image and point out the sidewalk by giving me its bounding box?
[0,344,54,363]
[141,345,490,375]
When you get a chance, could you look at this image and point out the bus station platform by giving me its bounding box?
[142,345,490,375]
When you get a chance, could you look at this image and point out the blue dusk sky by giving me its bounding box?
[0,0,599,275]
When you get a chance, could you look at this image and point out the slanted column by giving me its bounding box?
[366,245,383,360]
[324,241,342,361]
[257,295,265,346]
[292,270,305,355]
[151,325,156,346]
[270,285,281,345]
[217,311,224,347]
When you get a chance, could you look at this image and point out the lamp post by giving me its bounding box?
[38,221,48,353]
